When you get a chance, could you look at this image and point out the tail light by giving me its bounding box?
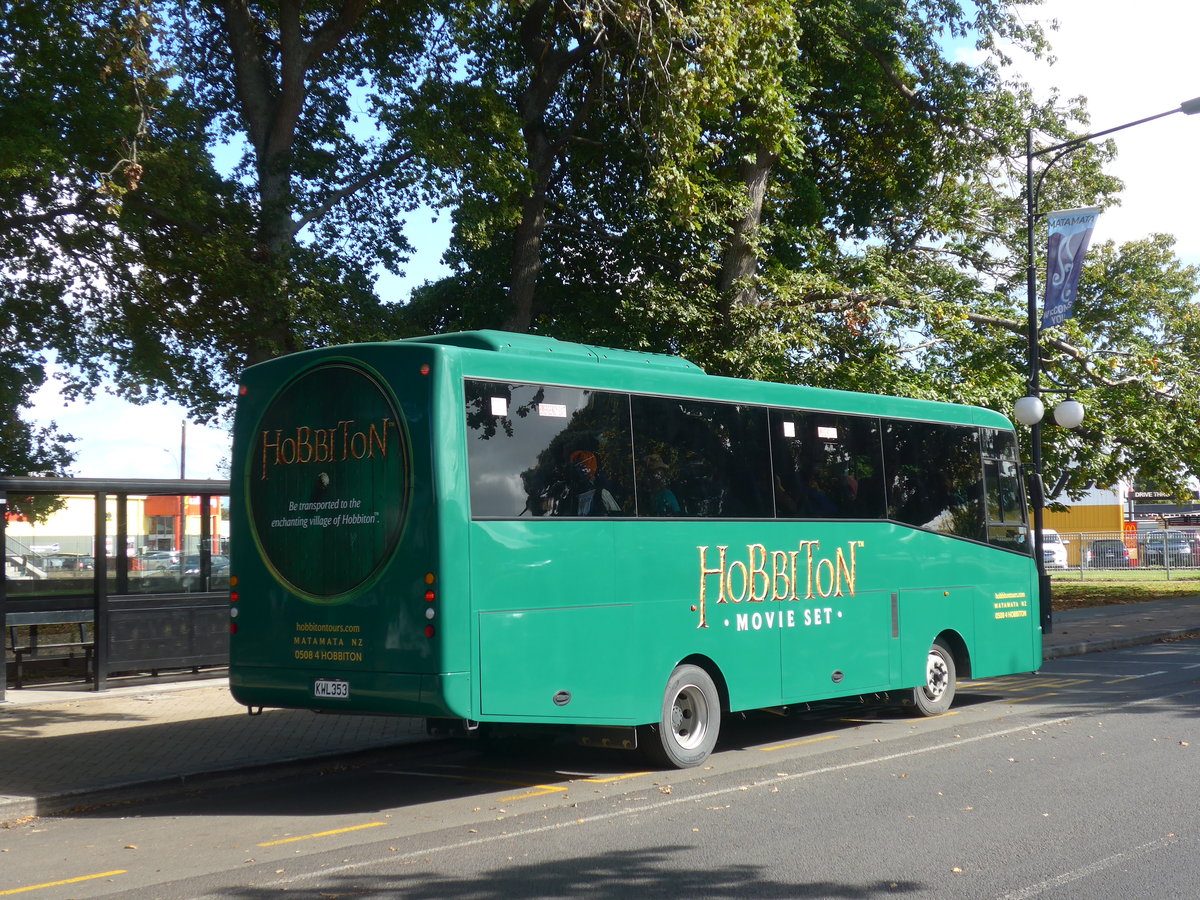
[424,572,436,638]
[230,575,239,633]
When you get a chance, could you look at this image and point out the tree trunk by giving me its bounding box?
[504,117,554,333]
[219,0,368,364]
[716,142,779,323]
[501,0,604,333]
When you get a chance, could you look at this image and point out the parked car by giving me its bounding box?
[183,554,229,575]
[34,553,91,572]
[1040,529,1068,568]
[1086,539,1130,568]
[1140,531,1195,567]
[133,550,180,571]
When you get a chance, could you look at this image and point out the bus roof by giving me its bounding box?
[403,330,705,374]
[399,331,1013,431]
[244,331,1012,431]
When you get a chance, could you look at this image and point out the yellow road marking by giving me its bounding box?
[499,784,568,801]
[258,822,387,847]
[382,768,567,802]
[979,677,1089,693]
[1006,692,1059,704]
[0,871,126,896]
[581,772,652,783]
[1104,671,1166,684]
[836,709,959,725]
[760,734,839,752]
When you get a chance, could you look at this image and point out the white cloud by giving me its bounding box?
[30,375,231,481]
[1015,0,1200,264]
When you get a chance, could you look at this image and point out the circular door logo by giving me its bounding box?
[247,362,409,600]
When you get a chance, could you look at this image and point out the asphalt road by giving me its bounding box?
[3,638,1199,899]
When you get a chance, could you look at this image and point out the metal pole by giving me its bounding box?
[1026,127,1052,633]
[1,491,8,702]
[1022,99,1200,631]
[93,491,109,691]
[179,421,187,556]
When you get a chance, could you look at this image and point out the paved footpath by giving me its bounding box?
[3,596,1199,823]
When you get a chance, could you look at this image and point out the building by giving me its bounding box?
[4,492,229,569]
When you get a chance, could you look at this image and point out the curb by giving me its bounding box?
[1043,627,1200,660]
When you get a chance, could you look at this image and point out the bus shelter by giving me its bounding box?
[1,477,231,701]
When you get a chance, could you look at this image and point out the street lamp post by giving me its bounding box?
[1021,96,1200,632]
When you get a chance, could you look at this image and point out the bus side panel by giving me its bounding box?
[970,555,1041,679]
[891,536,1039,688]
[469,521,643,722]
[622,521,787,718]
[478,605,635,719]
[896,586,972,690]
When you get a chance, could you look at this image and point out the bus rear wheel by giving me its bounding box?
[911,639,956,716]
[641,664,720,768]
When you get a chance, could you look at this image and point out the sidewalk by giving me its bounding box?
[3,597,1199,824]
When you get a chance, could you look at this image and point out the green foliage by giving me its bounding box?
[4,0,1200,498]
[2,0,438,470]
[0,0,155,475]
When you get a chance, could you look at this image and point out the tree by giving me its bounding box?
[408,0,1200,494]
[1,0,161,475]
[2,0,444,474]
[6,0,1199,498]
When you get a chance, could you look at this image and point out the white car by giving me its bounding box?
[1040,529,1068,568]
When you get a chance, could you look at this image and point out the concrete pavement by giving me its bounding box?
[3,596,1199,824]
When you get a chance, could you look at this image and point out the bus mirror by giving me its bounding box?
[1024,471,1045,508]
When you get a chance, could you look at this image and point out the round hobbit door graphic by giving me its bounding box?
[248,362,409,600]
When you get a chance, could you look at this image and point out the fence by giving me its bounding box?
[1046,530,1200,582]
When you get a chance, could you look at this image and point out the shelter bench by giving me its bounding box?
[5,610,95,688]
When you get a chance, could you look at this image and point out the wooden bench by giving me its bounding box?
[5,610,95,688]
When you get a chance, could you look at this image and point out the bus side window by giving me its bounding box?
[769,410,886,520]
[464,381,633,518]
[631,396,772,518]
[883,421,985,541]
[982,429,1028,550]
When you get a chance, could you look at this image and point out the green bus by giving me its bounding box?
[229,330,1039,767]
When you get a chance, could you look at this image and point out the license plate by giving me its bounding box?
[313,679,349,700]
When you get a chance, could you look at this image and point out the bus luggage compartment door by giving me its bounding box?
[478,604,636,720]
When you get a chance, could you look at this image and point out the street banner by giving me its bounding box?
[1041,205,1102,329]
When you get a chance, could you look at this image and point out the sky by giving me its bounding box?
[25,0,1200,479]
[1006,0,1200,266]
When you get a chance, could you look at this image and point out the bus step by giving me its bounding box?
[576,725,638,751]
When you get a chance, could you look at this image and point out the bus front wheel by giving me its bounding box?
[641,664,721,768]
[911,639,956,716]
